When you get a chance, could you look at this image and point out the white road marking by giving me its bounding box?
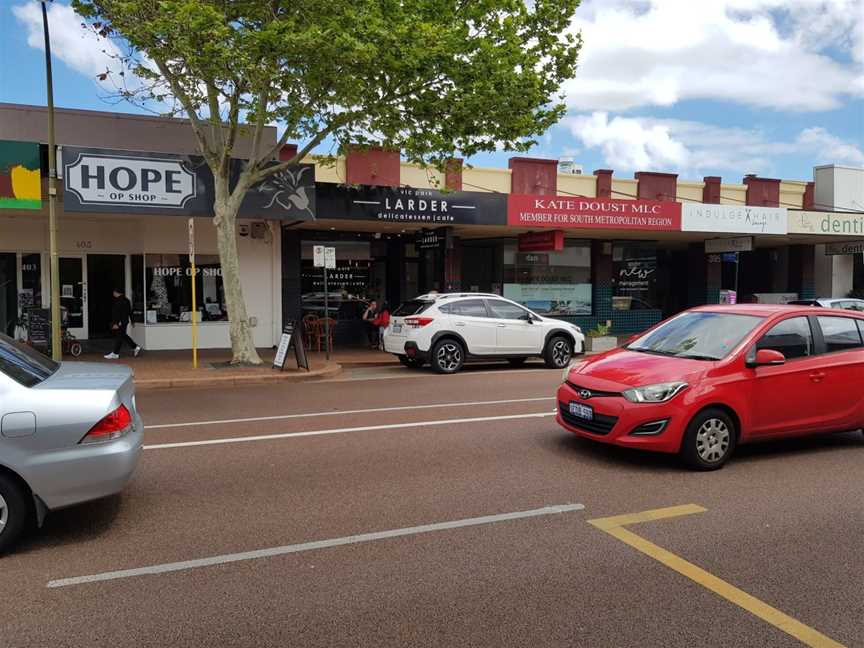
[144,411,558,450]
[46,503,585,588]
[148,397,555,430]
[323,367,552,383]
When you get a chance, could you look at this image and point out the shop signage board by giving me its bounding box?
[518,230,564,251]
[416,228,448,251]
[704,236,753,253]
[313,245,325,267]
[507,195,681,231]
[788,210,864,237]
[825,240,864,255]
[682,203,787,234]
[0,140,42,210]
[62,146,315,220]
[316,183,507,225]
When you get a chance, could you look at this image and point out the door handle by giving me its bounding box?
[455,321,465,327]
[809,371,826,382]
[497,324,506,328]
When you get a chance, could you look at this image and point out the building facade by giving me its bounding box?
[2,103,862,351]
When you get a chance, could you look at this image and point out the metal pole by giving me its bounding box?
[323,267,330,361]
[42,1,61,361]
[189,218,198,369]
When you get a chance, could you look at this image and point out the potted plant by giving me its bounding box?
[584,322,617,353]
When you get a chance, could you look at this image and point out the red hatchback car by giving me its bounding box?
[557,305,864,470]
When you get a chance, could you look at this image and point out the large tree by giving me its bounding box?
[73,0,581,364]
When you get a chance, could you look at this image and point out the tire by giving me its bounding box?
[398,355,424,368]
[431,339,465,374]
[680,408,737,471]
[69,342,82,358]
[508,358,528,367]
[0,473,32,555]
[544,336,573,369]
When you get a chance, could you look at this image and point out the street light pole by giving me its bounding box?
[41,0,61,361]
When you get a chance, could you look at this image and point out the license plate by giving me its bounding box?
[569,402,593,421]
[392,324,402,334]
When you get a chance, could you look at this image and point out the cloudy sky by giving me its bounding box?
[1,0,862,182]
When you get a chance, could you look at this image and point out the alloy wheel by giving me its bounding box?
[695,418,731,463]
[552,340,571,367]
[436,343,462,371]
[0,493,7,534]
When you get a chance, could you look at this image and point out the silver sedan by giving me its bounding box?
[0,333,143,553]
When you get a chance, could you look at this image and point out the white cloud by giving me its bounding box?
[566,0,864,112]
[797,127,864,165]
[12,2,125,89]
[564,112,863,176]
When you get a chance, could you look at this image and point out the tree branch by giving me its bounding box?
[206,81,226,154]
[221,81,245,176]
[154,58,217,164]
[250,118,345,183]
[249,87,269,167]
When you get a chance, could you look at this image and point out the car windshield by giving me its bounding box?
[0,333,60,387]
[627,312,763,360]
[393,300,433,316]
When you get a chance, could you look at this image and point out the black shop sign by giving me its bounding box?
[62,146,315,220]
[315,183,507,225]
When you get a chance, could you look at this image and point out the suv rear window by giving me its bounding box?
[0,333,59,387]
[393,300,433,316]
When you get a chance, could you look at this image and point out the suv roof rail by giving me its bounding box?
[432,292,499,300]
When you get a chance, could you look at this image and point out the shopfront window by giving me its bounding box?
[301,241,373,321]
[502,242,592,316]
[144,254,226,323]
[20,254,41,313]
[612,242,658,311]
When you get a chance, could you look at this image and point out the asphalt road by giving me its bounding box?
[3,362,863,648]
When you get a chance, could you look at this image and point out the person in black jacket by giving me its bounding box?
[104,289,141,359]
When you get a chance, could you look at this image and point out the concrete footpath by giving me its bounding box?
[77,348,396,390]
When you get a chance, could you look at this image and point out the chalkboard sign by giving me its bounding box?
[273,321,310,372]
[293,322,309,371]
[26,308,51,351]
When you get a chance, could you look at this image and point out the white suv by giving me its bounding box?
[383,293,585,374]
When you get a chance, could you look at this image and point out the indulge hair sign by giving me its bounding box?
[64,149,196,209]
[507,195,681,231]
[682,203,787,234]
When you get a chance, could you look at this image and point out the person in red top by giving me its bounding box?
[371,302,390,351]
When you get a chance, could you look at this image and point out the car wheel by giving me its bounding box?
[398,355,424,368]
[544,336,573,369]
[0,473,32,555]
[432,339,464,374]
[69,342,83,358]
[508,358,528,367]
[680,409,737,471]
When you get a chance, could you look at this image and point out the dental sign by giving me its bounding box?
[682,203,787,235]
[64,151,196,209]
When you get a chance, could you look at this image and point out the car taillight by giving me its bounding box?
[405,317,434,327]
[80,405,133,444]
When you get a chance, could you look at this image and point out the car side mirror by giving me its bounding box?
[747,348,786,368]
[520,313,534,323]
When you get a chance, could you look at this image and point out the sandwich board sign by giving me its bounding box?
[273,320,309,372]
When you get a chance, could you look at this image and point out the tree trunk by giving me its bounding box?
[214,198,262,365]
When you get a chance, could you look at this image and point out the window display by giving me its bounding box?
[144,254,226,322]
[502,242,592,315]
[612,242,658,310]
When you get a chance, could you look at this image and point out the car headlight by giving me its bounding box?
[561,360,586,383]
[622,382,688,403]
[572,325,582,334]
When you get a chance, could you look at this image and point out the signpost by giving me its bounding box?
[313,245,336,360]
[188,218,197,369]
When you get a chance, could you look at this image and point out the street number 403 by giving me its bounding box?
[76,241,93,249]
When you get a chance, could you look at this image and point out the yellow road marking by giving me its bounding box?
[588,505,845,648]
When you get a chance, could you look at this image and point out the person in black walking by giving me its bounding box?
[104,289,141,359]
